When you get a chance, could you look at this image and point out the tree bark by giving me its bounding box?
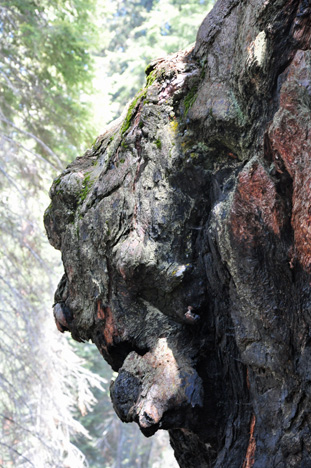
[44,1,311,466]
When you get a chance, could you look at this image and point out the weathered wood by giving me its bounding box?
[45,1,311,466]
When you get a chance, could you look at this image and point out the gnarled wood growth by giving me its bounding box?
[45,1,311,466]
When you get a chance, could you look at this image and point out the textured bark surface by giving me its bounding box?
[45,1,311,466]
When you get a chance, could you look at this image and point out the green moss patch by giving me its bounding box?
[146,70,156,88]
[79,172,94,203]
[121,71,158,136]
[155,138,162,149]
[121,92,143,135]
[184,86,198,116]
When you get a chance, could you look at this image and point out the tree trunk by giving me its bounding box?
[44,1,311,466]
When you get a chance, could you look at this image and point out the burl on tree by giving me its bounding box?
[45,1,311,467]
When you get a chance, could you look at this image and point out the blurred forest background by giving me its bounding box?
[0,0,215,466]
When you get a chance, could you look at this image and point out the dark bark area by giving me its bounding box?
[45,1,311,466]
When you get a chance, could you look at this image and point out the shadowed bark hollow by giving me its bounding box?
[45,1,311,466]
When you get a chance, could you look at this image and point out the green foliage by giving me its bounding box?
[0,136,105,467]
[0,1,104,466]
[0,0,100,164]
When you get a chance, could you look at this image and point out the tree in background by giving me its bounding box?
[0,0,99,163]
[0,1,104,466]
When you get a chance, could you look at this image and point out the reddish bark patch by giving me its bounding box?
[103,306,118,347]
[230,161,284,245]
[96,301,106,320]
[96,301,120,351]
[242,414,256,468]
[268,50,311,271]
[292,3,311,49]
